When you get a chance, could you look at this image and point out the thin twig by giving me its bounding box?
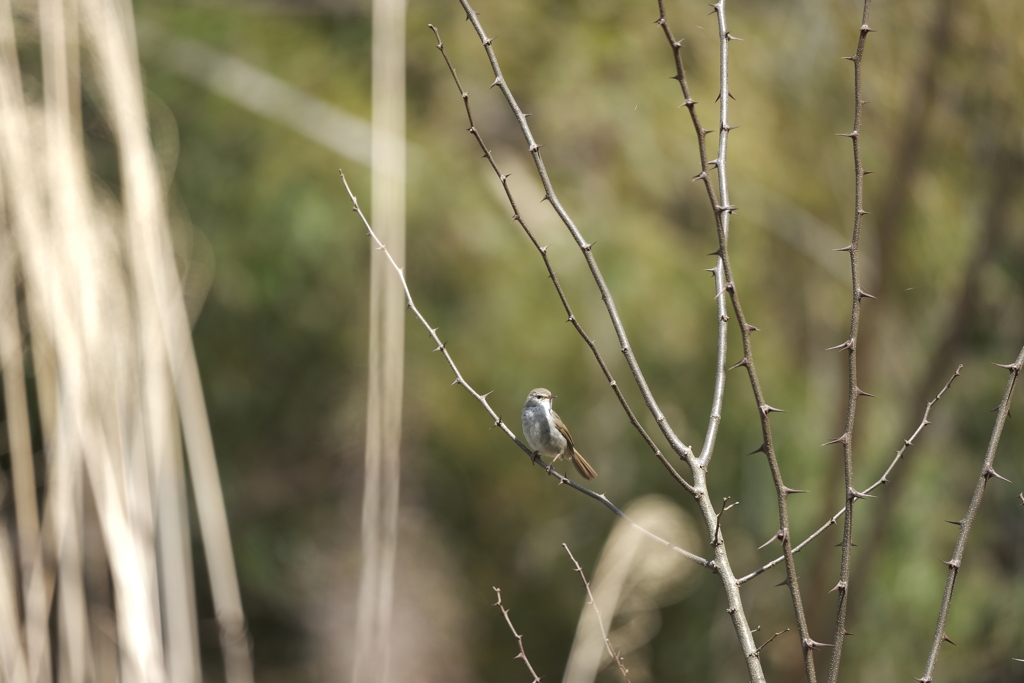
[492,587,542,683]
[340,172,713,571]
[562,544,630,683]
[826,4,874,681]
[738,365,962,585]
[713,497,738,547]
[917,345,1024,683]
[756,628,790,656]
[427,24,696,497]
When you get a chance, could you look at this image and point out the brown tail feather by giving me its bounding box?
[570,449,597,480]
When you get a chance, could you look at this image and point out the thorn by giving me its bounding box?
[827,339,853,352]
[782,486,808,496]
[834,244,854,252]
[856,387,876,398]
[942,559,960,569]
[836,130,859,138]
[746,324,759,332]
[728,357,749,371]
[482,37,494,46]
[433,341,447,352]
[758,530,784,549]
[693,171,708,181]
[489,77,502,88]
[803,638,833,651]
[451,377,462,386]
[1019,493,1024,506]
[747,443,768,456]
[984,465,1012,483]
[914,677,933,683]
[942,634,957,646]
[822,433,848,446]
[760,404,785,415]
[481,390,495,400]
[829,580,847,593]
[774,577,789,588]
[529,143,541,153]
[844,630,854,636]
[582,241,595,252]
[725,31,742,41]
[994,361,1021,372]
[858,289,877,300]
[945,518,963,526]
[860,24,875,33]
[715,204,737,214]
[849,488,875,500]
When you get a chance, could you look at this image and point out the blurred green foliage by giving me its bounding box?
[127,0,1024,680]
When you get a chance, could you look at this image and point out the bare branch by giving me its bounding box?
[654,0,728,469]
[562,544,630,683]
[826,4,875,681]
[656,2,819,678]
[340,172,713,571]
[427,24,696,498]
[492,587,542,683]
[444,7,767,672]
[454,0,697,468]
[918,345,1024,683]
[739,365,962,584]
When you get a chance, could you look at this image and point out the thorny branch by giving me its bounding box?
[454,0,696,468]
[428,23,696,498]
[917,345,1024,683]
[340,172,713,571]
[826,3,875,681]
[738,365,962,584]
[654,0,728,469]
[451,2,766,679]
[562,544,630,683]
[657,2,819,679]
[493,587,542,683]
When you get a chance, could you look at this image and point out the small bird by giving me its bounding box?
[521,388,597,480]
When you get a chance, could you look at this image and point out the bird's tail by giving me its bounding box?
[570,449,597,480]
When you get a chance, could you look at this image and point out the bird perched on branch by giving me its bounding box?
[521,388,597,480]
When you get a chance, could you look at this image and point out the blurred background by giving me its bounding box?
[4,0,1024,681]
